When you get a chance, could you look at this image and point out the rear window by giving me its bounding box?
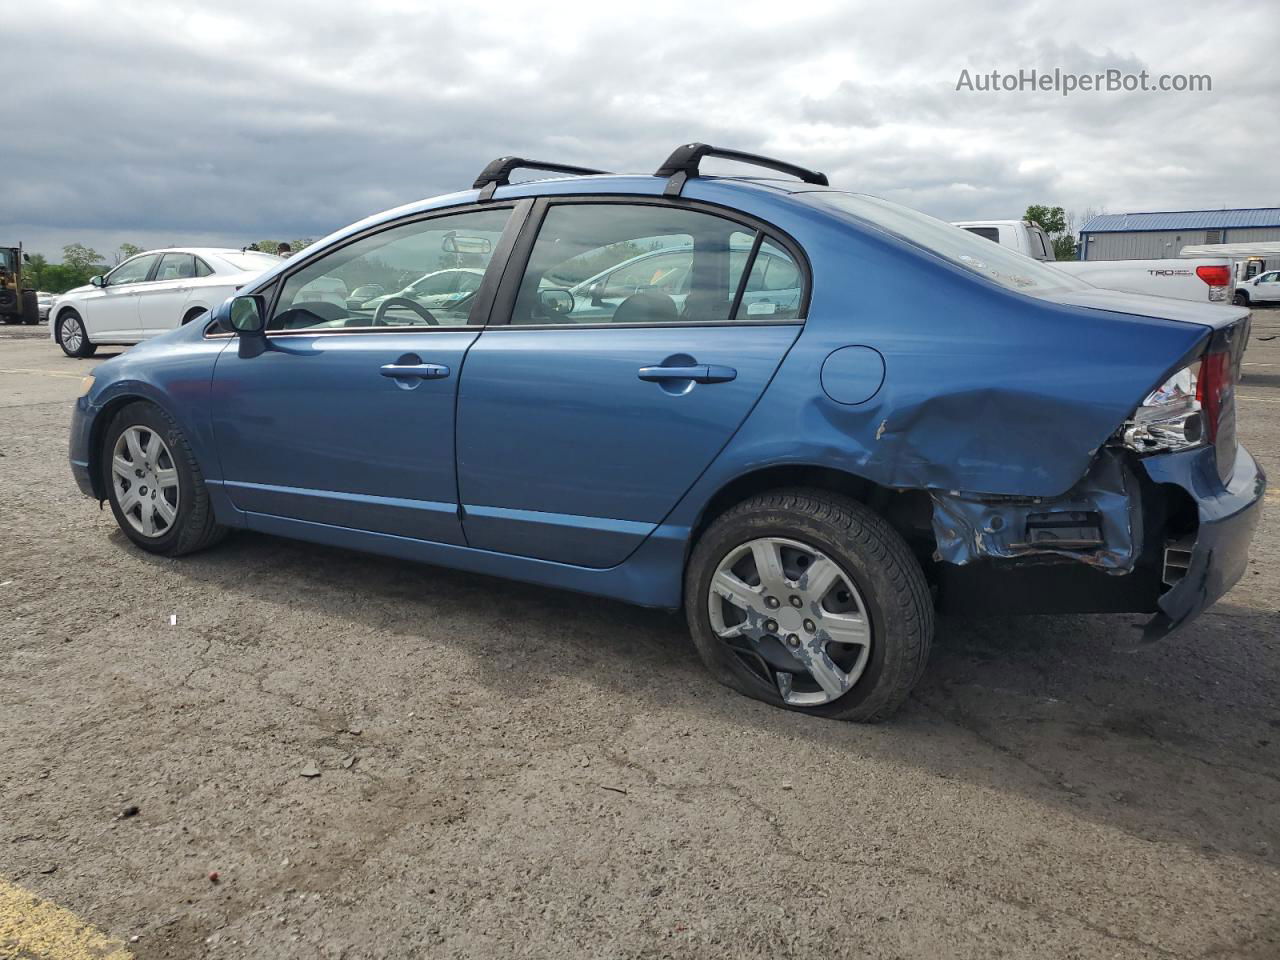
[216,252,283,273]
[963,226,1001,243]
[810,193,1090,295]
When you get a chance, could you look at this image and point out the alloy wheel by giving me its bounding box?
[708,537,872,706]
[111,425,180,537]
[61,317,83,353]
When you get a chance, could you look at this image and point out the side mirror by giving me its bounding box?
[230,295,264,333]
[22,253,30,263]
[90,275,105,288]
[538,288,575,318]
[225,295,268,358]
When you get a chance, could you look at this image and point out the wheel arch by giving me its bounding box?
[686,463,936,566]
[85,388,207,500]
[54,303,83,331]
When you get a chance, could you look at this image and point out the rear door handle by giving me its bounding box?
[380,362,450,380]
[637,364,737,384]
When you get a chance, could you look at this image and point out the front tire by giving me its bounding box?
[1234,290,1250,306]
[101,401,227,556]
[57,310,97,358]
[685,489,933,722]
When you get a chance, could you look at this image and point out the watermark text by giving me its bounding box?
[956,68,1211,96]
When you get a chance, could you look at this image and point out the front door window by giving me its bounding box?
[270,208,511,331]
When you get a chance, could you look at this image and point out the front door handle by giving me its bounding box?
[638,364,737,384]
[380,362,450,380]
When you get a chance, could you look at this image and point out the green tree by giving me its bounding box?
[1023,205,1078,261]
[22,253,49,289]
[115,242,143,264]
[1023,204,1066,235]
[62,243,102,275]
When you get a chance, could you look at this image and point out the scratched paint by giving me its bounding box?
[0,878,133,960]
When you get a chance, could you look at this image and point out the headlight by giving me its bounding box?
[78,376,95,397]
[1121,362,1203,453]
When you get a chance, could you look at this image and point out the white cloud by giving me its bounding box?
[5,0,1277,258]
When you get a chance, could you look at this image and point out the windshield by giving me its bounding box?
[807,193,1092,295]
[0,249,16,273]
[216,252,283,273]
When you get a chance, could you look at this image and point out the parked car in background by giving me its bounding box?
[559,241,802,323]
[1231,269,1280,306]
[953,219,1055,261]
[51,248,281,357]
[954,219,1236,304]
[37,291,55,321]
[69,144,1263,722]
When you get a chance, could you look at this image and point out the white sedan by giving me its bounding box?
[51,247,281,357]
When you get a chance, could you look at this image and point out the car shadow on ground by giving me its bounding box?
[124,527,1280,868]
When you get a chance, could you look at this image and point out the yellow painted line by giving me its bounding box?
[1266,488,1280,505]
[1238,395,1280,404]
[0,878,133,959]
[0,367,85,380]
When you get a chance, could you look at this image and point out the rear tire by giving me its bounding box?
[182,307,208,325]
[101,401,227,556]
[21,290,39,324]
[57,310,97,357]
[685,488,933,722]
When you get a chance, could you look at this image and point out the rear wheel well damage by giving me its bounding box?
[691,465,937,570]
[689,454,1201,621]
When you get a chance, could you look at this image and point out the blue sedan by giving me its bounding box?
[69,144,1265,721]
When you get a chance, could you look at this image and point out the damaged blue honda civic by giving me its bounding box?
[69,144,1265,721]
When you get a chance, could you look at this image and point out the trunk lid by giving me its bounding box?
[1041,287,1250,330]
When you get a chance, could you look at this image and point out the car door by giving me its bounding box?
[210,203,523,544]
[455,199,806,568]
[137,252,198,336]
[1256,271,1280,302]
[86,254,158,340]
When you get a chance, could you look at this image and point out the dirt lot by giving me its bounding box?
[2,314,1279,960]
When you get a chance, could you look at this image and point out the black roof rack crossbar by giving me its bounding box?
[473,157,609,200]
[654,142,828,197]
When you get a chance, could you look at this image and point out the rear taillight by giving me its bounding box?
[1122,361,1204,453]
[1195,265,1231,287]
[1198,347,1238,481]
[1122,344,1239,481]
[1196,350,1230,446]
[1196,265,1232,302]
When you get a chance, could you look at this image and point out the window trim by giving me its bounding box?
[104,253,161,287]
[218,199,535,338]
[486,194,811,331]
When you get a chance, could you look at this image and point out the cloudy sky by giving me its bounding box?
[6,0,1278,260]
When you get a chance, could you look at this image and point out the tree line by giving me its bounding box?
[23,239,314,294]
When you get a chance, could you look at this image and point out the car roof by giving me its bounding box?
[138,247,278,257]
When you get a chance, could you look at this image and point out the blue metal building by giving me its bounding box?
[1078,207,1280,260]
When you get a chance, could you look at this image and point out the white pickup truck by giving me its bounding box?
[952,219,1235,304]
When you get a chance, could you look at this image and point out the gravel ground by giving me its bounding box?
[2,314,1278,959]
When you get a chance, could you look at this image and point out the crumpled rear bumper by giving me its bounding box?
[1139,443,1265,640]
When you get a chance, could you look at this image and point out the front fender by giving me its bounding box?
[76,326,229,496]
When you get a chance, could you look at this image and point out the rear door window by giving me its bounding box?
[507,203,782,325]
[154,253,197,281]
[736,241,803,320]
